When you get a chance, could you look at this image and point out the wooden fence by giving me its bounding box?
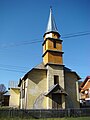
[0,108,90,118]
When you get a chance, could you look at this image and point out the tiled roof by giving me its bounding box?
[34,62,46,70]
[44,84,68,96]
[80,76,90,92]
[64,66,81,80]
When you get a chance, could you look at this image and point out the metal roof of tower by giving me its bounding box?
[44,7,60,37]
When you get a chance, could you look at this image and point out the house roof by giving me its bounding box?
[80,76,90,92]
[43,7,60,37]
[80,76,90,87]
[3,91,10,96]
[44,84,68,96]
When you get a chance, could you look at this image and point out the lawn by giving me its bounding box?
[0,117,90,120]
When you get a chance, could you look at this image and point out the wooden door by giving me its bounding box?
[52,93,62,109]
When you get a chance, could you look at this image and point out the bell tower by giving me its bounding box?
[43,8,65,109]
[42,7,64,66]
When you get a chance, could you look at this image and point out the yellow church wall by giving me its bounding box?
[9,88,20,108]
[43,52,63,65]
[46,39,62,51]
[48,95,52,109]
[47,40,52,50]
[26,69,47,109]
[64,72,80,108]
[43,38,62,54]
[43,52,48,65]
[48,52,63,64]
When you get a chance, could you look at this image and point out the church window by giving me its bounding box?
[54,75,59,85]
[53,41,56,48]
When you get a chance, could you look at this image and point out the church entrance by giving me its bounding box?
[52,93,62,109]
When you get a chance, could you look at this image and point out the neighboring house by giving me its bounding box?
[3,91,10,106]
[9,81,20,108]
[9,87,20,108]
[18,8,81,109]
[80,76,90,107]
[3,81,20,108]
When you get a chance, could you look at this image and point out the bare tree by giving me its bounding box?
[0,84,6,106]
[0,84,6,93]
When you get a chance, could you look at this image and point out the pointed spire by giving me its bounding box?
[44,7,60,37]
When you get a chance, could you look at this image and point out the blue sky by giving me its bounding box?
[0,0,90,89]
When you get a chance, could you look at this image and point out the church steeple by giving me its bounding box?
[44,7,60,38]
[42,8,63,66]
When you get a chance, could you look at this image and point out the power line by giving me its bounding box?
[0,67,25,73]
[62,31,90,36]
[0,63,30,70]
[0,62,29,73]
[0,30,89,73]
[62,32,90,38]
[0,40,42,48]
[0,64,30,73]
[0,31,90,49]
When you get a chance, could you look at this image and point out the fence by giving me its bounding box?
[0,108,90,118]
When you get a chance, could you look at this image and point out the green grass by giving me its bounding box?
[0,117,90,120]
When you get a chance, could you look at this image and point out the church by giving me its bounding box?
[18,8,81,109]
